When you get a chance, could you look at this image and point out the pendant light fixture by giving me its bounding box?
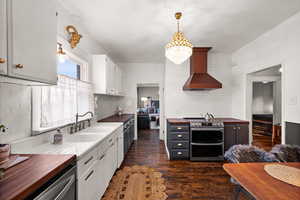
[165,12,193,65]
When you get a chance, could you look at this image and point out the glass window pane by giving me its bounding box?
[57,59,79,79]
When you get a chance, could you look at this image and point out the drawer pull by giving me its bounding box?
[177,134,183,138]
[15,64,24,69]
[85,170,94,181]
[0,58,5,64]
[177,143,183,146]
[177,152,182,155]
[84,156,94,165]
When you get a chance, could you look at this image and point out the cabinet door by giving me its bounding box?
[78,164,98,200]
[0,0,7,75]
[102,150,111,188]
[96,154,107,199]
[105,57,114,94]
[115,65,123,95]
[224,125,236,151]
[236,124,249,145]
[7,0,57,84]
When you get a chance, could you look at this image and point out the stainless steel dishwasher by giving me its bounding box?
[32,166,76,200]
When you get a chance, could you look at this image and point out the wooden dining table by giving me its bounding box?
[223,162,300,200]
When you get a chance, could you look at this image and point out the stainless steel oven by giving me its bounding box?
[190,127,224,161]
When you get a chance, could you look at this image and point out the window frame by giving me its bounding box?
[58,49,89,82]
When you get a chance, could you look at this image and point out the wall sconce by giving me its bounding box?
[66,25,82,49]
[57,43,68,63]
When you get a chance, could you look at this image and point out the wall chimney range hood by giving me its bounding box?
[183,47,222,90]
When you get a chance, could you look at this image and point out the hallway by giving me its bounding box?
[119,129,241,200]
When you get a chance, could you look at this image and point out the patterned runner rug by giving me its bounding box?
[102,165,168,200]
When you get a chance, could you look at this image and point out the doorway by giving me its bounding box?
[249,65,282,150]
[136,84,160,138]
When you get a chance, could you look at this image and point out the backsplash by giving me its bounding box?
[94,94,123,120]
[0,80,31,143]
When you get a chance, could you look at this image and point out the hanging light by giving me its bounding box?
[57,42,68,63]
[165,12,193,65]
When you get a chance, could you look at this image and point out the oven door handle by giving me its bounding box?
[191,128,224,131]
[34,172,75,200]
[191,142,223,146]
[54,174,75,200]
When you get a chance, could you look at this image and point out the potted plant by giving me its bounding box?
[0,124,10,164]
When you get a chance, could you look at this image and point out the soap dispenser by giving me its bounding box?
[52,128,63,144]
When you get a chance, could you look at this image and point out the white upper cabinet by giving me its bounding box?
[0,0,7,75]
[115,65,123,95]
[6,0,57,84]
[92,54,124,96]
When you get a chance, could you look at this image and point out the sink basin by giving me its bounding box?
[65,134,103,143]
[83,126,115,133]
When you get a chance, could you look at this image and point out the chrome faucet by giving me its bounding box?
[205,113,215,121]
[73,111,94,133]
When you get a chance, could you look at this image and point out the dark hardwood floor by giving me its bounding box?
[252,134,273,151]
[119,129,247,200]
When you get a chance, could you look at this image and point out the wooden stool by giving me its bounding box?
[272,125,281,146]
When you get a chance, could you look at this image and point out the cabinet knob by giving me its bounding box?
[0,58,5,64]
[177,152,182,155]
[177,143,182,146]
[15,64,24,69]
[177,127,182,130]
[238,127,241,130]
[177,134,183,138]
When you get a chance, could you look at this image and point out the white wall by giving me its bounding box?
[231,11,300,143]
[164,53,233,118]
[119,63,165,140]
[0,2,111,143]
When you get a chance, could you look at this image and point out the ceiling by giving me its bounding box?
[59,0,300,63]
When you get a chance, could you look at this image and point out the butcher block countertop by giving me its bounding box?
[0,154,76,200]
[98,114,134,123]
[167,118,249,124]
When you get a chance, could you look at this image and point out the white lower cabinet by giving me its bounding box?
[77,128,123,200]
[78,162,99,200]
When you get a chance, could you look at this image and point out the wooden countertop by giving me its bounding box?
[98,114,134,123]
[223,163,300,200]
[167,118,249,124]
[0,154,76,200]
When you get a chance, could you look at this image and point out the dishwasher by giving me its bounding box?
[30,165,77,200]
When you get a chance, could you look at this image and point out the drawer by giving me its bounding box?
[170,141,189,149]
[169,132,189,140]
[77,147,98,179]
[170,150,189,160]
[169,124,189,132]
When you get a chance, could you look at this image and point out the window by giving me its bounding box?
[32,50,93,134]
[57,59,80,80]
[57,50,89,82]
